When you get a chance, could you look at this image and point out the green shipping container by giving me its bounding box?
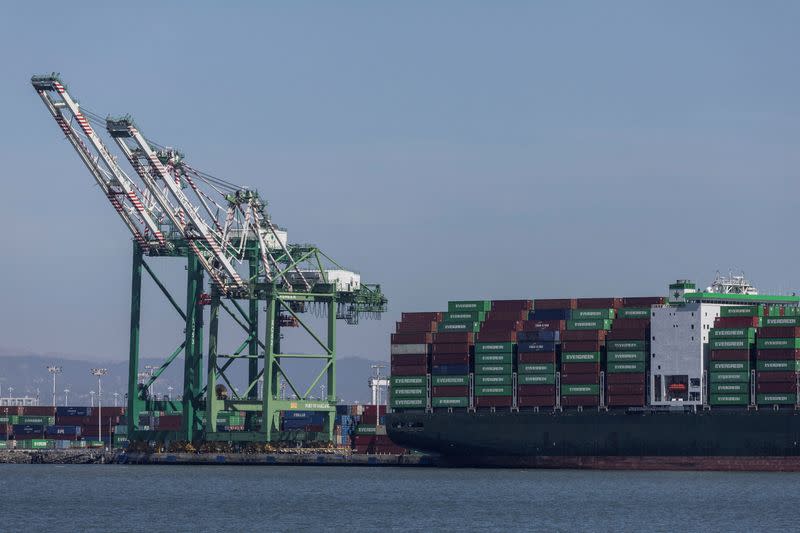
[763,317,800,327]
[475,353,514,365]
[757,338,800,350]
[562,384,599,396]
[29,439,55,450]
[607,340,647,351]
[390,397,426,408]
[709,361,750,372]
[518,363,556,374]
[475,342,514,354]
[711,382,749,394]
[562,351,601,363]
[437,321,481,333]
[432,397,469,408]
[356,425,377,435]
[391,375,426,387]
[571,308,616,320]
[607,351,646,363]
[720,306,762,317]
[518,373,556,385]
[432,375,469,386]
[447,300,491,313]
[391,387,427,398]
[709,338,752,350]
[618,308,651,319]
[443,310,486,323]
[757,393,796,405]
[476,374,513,386]
[709,328,756,340]
[710,394,749,405]
[607,362,646,373]
[757,360,800,372]
[567,319,612,331]
[0,442,8,449]
[475,385,513,396]
[475,364,513,375]
[710,371,750,383]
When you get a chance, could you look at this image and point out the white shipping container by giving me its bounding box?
[390,344,428,355]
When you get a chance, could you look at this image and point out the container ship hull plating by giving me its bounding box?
[386,410,800,471]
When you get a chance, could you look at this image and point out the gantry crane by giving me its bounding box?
[32,74,387,444]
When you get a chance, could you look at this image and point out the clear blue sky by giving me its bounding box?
[1,2,799,362]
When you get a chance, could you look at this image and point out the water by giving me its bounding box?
[1,464,798,532]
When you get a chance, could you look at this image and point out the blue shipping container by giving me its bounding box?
[517,330,560,342]
[12,424,44,434]
[45,425,81,436]
[518,341,556,353]
[431,363,470,375]
[531,309,571,321]
[56,406,92,417]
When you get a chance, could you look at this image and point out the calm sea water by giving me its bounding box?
[1,464,798,532]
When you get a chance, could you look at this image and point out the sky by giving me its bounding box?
[0,2,799,365]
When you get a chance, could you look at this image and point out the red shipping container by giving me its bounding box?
[480,320,522,332]
[391,354,427,366]
[606,328,650,341]
[390,364,427,376]
[612,318,650,329]
[486,310,528,322]
[433,332,474,344]
[432,386,469,397]
[560,372,600,385]
[714,316,760,328]
[607,395,646,406]
[756,327,800,338]
[475,396,513,408]
[476,331,517,343]
[561,330,607,341]
[757,381,797,393]
[396,321,437,334]
[561,363,600,374]
[607,373,646,384]
[492,300,533,311]
[353,435,377,445]
[607,383,645,395]
[561,340,603,351]
[521,320,565,331]
[518,352,557,364]
[401,312,443,322]
[518,384,555,396]
[756,349,800,360]
[103,407,126,416]
[561,395,599,406]
[362,405,387,425]
[432,342,470,355]
[577,297,622,309]
[622,296,664,307]
[518,395,556,407]
[756,371,798,383]
[710,349,750,361]
[19,406,57,416]
[391,332,432,344]
[431,353,469,365]
[0,407,23,416]
[534,298,577,310]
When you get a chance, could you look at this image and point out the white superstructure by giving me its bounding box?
[650,302,722,406]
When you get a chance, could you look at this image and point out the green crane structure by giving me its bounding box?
[32,74,387,444]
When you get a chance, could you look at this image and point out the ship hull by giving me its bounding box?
[387,409,800,470]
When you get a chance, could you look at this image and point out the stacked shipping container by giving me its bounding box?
[390,312,439,410]
[708,306,759,406]
[756,315,800,406]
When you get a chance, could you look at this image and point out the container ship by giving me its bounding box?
[386,274,800,470]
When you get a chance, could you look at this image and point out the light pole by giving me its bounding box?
[144,365,156,399]
[63,388,70,406]
[46,366,62,407]
[90,368,108,446]
[90,391,96,407]
[8,387,14,399]
[113,392,120,407]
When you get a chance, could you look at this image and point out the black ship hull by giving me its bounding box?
[386,408,800,470]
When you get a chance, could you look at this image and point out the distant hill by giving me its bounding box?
[0,353,383,406]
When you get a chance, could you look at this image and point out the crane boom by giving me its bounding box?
[31,75,167,248]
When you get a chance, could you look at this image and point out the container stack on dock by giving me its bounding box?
[431,301,488,409]
[605,297,663,406]
[390,312,439,411]
[708,306,760,406]
[560,298,620,407]
[756,313,800,407]
[474,300,531,409]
